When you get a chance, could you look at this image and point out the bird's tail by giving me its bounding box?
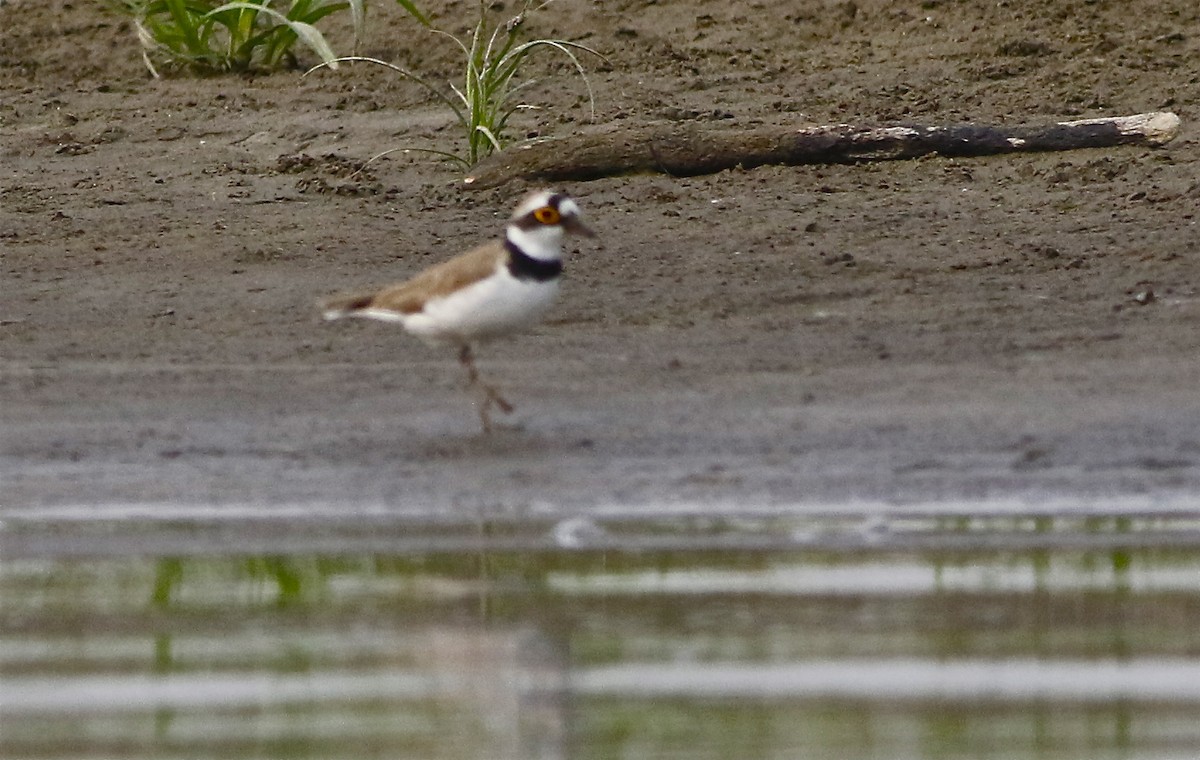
[320,293,375,321]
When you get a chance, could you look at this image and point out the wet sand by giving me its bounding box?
[3,1,1200,522]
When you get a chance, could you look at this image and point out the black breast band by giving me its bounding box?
[505,239,563,282]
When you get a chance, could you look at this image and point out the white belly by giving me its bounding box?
[403,269,560,344]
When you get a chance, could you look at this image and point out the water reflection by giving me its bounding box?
[3,519,1200,759]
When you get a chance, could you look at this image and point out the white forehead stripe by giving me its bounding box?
[511,190,558,219]
[558,198,582,218]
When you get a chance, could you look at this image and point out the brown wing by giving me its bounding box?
[322,241,505,317]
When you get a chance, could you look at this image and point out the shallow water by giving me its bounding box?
[3,512,1200,759]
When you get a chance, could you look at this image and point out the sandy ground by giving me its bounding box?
[3,0,1200,522]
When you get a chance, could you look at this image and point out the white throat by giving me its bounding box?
[506,224,564,263]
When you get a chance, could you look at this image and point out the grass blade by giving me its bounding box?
[163,0,207,57]
[474,125,502,153]
[207,1,339,67]
[304,56,466,124]
[348,0,365,54]
[392,0,429,26]
[503,39,602,119]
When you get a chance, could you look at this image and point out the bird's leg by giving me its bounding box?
[458,345,513,432]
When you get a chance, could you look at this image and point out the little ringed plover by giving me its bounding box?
[321,190,594,432]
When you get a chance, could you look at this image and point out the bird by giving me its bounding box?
[320,189,595,433]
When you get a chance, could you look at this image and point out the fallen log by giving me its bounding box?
[462,111,1180,189]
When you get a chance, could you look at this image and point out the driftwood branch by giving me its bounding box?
[463,111,1181,189]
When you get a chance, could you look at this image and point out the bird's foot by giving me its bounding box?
[475,385,516,434]
[486,386,514,415]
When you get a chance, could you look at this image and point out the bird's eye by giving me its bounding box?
[533,206,561,225]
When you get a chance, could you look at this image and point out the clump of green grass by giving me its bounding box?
[113,0,425,75]
[306,0,606,166]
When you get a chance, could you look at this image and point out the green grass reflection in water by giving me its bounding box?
[3,533,1200,759]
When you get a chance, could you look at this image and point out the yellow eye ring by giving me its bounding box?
[533,206,561,225]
